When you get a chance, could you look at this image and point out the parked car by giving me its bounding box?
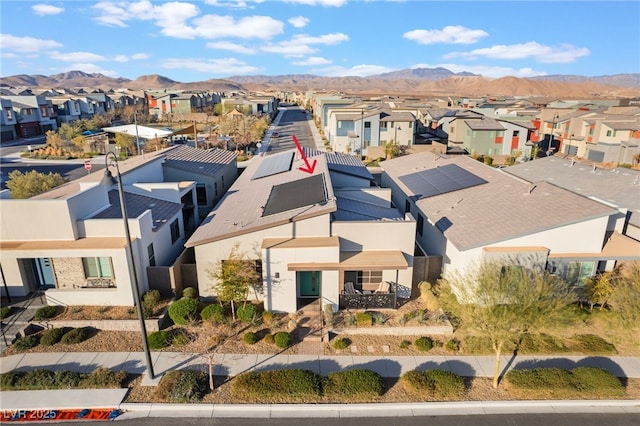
[272,132,279,138]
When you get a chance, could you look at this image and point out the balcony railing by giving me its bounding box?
[339,284,397,310]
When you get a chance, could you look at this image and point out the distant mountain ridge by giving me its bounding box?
[1,68,638,98]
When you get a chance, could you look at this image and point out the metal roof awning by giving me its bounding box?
[288,250,408,271]
[0,237,129,251]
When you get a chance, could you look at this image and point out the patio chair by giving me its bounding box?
[344,282,360,295]
[374,281,390,294]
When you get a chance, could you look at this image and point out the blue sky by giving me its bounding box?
[1,1,639,82]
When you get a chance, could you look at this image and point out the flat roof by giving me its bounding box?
[287,250,408,271]
[262,236,339,249]
[0,237,128,251]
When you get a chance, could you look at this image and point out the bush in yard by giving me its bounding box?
[415,336,434,352]
[33,305,62,321]
[332,337,350,350]
[243,331,258,345]
[505,368,574,389]
[60,327,90,345]
[80,368,127,389]
[570,334,616,354]
[53,370,82,388]
[14,335,40,351]
[356,312,372,327]
[262,310,275,325]
[570,367,623,391]
[148,330,171,349]
[237,304,257,324]
[231,369,321,399]
[142,289,162,318]
[445,338,460,353]
[264,333,275,344]
[182,287,198,299]
[168,297,200,325]
[40,327,71,346]
[23,369,56,389]
[0,306,14,319]
[171,329,193,347]
[323,369,384,398]
[402,370,465,398]
[154,370,208,402]
[200,303,226,324]
[399,340,411,349]
[274,331,292,348]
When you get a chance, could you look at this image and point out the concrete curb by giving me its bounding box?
[116,400,640,419]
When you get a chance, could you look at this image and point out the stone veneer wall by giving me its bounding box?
[52,257,86,289]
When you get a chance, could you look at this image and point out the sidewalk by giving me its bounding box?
[1,351,639,418]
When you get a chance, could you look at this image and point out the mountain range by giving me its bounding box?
[1,68,639,99]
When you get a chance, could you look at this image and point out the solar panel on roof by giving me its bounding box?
[262,174,327,216]
[399,164,487,199]
[252,151,294,180]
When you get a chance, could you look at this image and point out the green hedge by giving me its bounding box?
[148,330,171,349]
[200,304,226,324]
[323,369,384,398]
[232,369,322,398]
[243,331,257,345]
[0,368,126,391]
[33,305,63,321]
[414,337,433,351]
[154,370,208,402]
[570,334,617,354]
[402,370,465,398]
[14,335,40,351]
[60,327,91,345]
[505,367,623,392]
[40,327,71,346]
[332,337,350,350]
[274,331,292,348]
[237,304,257,323]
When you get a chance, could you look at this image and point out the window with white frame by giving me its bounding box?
[566,261,595,286]
[83,257,113,278]
[170,219,180,244]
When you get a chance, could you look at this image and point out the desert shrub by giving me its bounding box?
[0,371,23,389]
[399,340,411,349]
[445,338,460,353]
[505,368,573,389]
[22,369,56,388]
[237,304,257,324]
[200,304,226,324]
[264,333,275,344]
[332,337,350,350]
[570,334,616,354]
[324,369,384,398]
[262,310,276,325]
[154,370,208,402]
[182,287,198,299]
[53,370,82,388]
[323,304,334,327]
[369,311,391,325]
[168,297,200,325]
[80,368,127,389]
[518,333,569,353]
[60,327,90,345]
[0,306,14,319]
[14,335,40,351]
[231,369,321,398]
[570,367,623,391]
[484,156,493,166]
[142,289,162,318]
[355,312,372,327]
[243,331,258,345]
[402,370,465,398]
[462,335,495,354]
[148,330,171,349]
[274,331,292,348]
[33,305,62,321]
[171,329,193,347]
[414,336,434,352]
[40,327,71,346]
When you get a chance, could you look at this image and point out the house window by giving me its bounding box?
[196,184,207,205]
[417,214,424,236]
[83,257,113,278]
[566,261,595,286]
[405,199,411,214]
[606,130,612,137]
[364,122,371,129]
[513,130,520,137]
[40,106,48,117]
[381,122,388,129]
[5,108,12,120]
[147,243,156,267]
[170,219,180,244]
[357,270,383,287]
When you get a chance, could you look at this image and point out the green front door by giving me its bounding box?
[298,271,320,297]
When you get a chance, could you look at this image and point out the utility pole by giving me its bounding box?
[134,110,141,156]
[193,120,198,149]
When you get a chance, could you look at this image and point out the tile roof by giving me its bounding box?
[303,147,374,182]
[464,117,506,131]
[163,145,237,176]
[92,190,182,230]
[381,152,617,251]
[333,196,403,221]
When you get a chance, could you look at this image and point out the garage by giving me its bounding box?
[587,149,605,163]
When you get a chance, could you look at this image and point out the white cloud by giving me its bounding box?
[206,41,257,54]
[113,55,129,62]
[131,53,150,60]
[192,15,284,40]
[162,57,260,75]
[292,56,331,66]
[262,32,348,57]
[49,51,107,62]
[0,34,63,52]
[404,25,488,45]
[444,41,590,63]
[32,4,64,16]
[410,63,546,78]
[317,64,395,77]
[92,1,200,30]
[284,0,347,6]
[289,16,310,28]
[204,0,259,8]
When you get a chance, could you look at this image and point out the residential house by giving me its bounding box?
[184,148,416,313]
[0,95,57,135]
[0,98,18,141]
[50,97,82,124]
[379,151,640,287]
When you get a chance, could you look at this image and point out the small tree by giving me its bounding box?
[384,141,400,159]
[583,266,620,310]
[440,261,574,388]
[6,170,66,199]
[208,244,261,320]
[45,130,64,150]
[115,132,135,155]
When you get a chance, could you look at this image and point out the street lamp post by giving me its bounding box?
[100,152,155,379]
[134,111,141,156]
